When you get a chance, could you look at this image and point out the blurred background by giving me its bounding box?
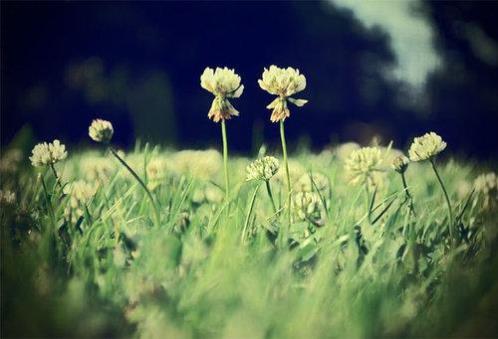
[1,0,498,158]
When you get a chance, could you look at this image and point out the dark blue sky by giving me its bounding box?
[2,1,498,158]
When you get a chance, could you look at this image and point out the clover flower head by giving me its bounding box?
[246,156,280,181]
[0,189,16,206]
[89,119,114,143]
[30,139,67,167]
[344,147,383,186]
[408,132,447,162]
[64,180,97,222]
[200,67,243,122]
[258,65,308,122]
[293,191,319,221]
[392,155,410,173]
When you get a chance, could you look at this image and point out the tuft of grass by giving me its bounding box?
[1,145,498,338]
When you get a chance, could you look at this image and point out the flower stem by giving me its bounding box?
[279,120,291,247]
[265,180,277,214]
[109,147,160,228]
[242,183,261,243]
[430,158,454,239]
[221,120,230,204]
[400,172,416,217]
[49,163,63,190]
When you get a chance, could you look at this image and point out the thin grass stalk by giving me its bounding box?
[400,172,416,216]
[109,147,160,228]
[265,180,277,214]
[242,182,261,243]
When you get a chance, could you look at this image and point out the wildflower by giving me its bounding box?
[0,189,16,206]
[89,119,114,143]
[246,156,280,182]
[258,65,308,122]
[408,132,446,162]
[335,142,360,162]
[200,67,243,122]
[295,173,330,194]
[64,180,97,223]
[392,155,410,173]
[30,140,67,167]
[293,191,319,221]
[81,155,116,183]
[344,147,383,186]
[474,172,498,209]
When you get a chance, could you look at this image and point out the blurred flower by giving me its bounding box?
[81,155,116,183]
[344,147,383,186]
[334,142,360,162]
[295,173,330,196]
[0,149,23,175]
[293,191,319,221]
[146,157,169,190]
[474,172,498,209]
[0,189,16,206]
[245,156,280,181]
[258,65,308,122]
[408,132,446,162]
[171,150,221,180]
[200,67,243,122]
[89,119,114,143]
[392,155,410,173]
[30,140,67,167]
[64,180,97,222]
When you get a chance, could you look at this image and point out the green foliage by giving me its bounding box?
[1,146,497,338]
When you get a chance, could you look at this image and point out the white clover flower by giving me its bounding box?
[0,149,23,175]
[200,67,244,122]
[295,173,330,195]
[245,156,280,181]
[89,119,114,143]
[408,132,447,162]
[29,139,68,167]
[81,155,116,183]
[392,155,410,173]
[344,147,383,186]
[64,180,97,223]
[0,189,16,206]
[474,172,498,209]
[293,191,319,221]
[258,65,308,122]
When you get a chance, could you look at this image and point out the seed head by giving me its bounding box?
[30,139,67,167]
[392,155,410,173]
[89,119,114,143]
[408,132,446,162]
[246,156,280,181]
[200,67,243,122]
[344,147,383,186]
[258,65,308,122]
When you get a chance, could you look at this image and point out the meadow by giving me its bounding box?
[1,66,498,338]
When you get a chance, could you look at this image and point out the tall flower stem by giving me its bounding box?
[221,120,230,204]
[430,158,454,239]
[49,163,63,190]
[265,180,277,214]
[109,147,160,228]
[279,120,291,247]
[400,172,416,216]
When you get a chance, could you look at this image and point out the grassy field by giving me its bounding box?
[1,140,498,338]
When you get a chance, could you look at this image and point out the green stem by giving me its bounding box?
[430,158,454,239]
[279,120,291,247]
[401,172,416,217]
[40,174,56,228]
[242,183,261,243]
[109,147,160,228]
[50,163,63,190]
[265,180,277,214]
[221,120,230,204]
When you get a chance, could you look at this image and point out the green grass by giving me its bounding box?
[1,144,497,338]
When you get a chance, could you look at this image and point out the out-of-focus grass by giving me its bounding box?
[1,143,497,338]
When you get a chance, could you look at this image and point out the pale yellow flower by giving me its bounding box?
[293,191,319,221]
[64,180,97,223]
[246,156,280,181]
[89,119,114,143]
[258,65,308,122]
[344,147,383,186]
[200,67,243,122]
[30,140,67,167]
[392,155,410,173]
[408,132,446,162]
